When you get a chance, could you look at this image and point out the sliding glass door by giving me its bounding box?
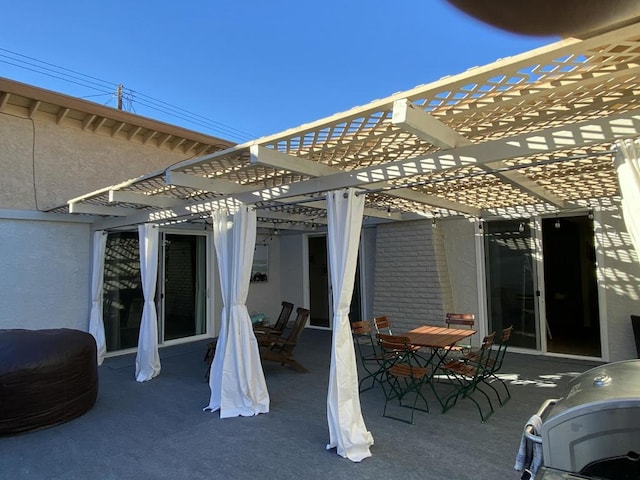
[103,231,207,352]
[160,234,207,341]
[484,219,538,349]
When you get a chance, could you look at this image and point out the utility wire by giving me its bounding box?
[0,47,256,142]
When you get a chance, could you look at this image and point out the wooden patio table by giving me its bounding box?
[403,325,477,410]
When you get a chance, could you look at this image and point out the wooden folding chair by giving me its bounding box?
[253,301,294,337]
[443,313,475,357]
[351,320,386,392]
[440,332,496,422]
[464,325,513,406]
[259,307,310,372]
[377,334,431,424]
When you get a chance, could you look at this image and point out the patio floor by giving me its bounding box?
[0,329,603,480]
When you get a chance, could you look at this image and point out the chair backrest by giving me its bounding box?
[273,301,294,331]
[373,316,392,335]
[352,320,373,336]
[352,320,377,356]
[445,313,475,328]
[377,333,411,360]
[475,332,496,370]
[492,325,514,371]
[282,307,310,352]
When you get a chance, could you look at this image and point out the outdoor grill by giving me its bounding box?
[526,360,640,480]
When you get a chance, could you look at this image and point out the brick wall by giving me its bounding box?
[372,219,452,332]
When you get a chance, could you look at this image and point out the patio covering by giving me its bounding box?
[57,21,640,231]
[51,15,640,462]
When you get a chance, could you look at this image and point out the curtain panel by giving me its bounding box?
[135,223,161,382]
[88,230,107,365]
[614,139,640,262]
[205,207,269,418]
[325,189,374,462]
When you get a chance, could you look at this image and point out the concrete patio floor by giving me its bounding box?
[0,329,603,480]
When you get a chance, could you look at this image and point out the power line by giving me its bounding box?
[0,47,256,142]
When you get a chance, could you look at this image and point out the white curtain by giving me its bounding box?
[205,206,269,418]
[614,138,640,262]
[135,223,161,382]
[88,230,107,365]
[325,188,374,462]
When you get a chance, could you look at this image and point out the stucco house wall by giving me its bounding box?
[0,113,193,211]
[597,206,640,361]
[0,216,91,331]
[0,102,228,334]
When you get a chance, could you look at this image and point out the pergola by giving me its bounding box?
[57,21,640,231]
[52,14,640,464]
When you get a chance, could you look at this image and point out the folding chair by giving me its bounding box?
[377,334,431,424]
[351,320,386,392]
[443,313,475,357]
[465,325,513,406]
[440,332,496,422]
[373,315,393,335]
[374,315,421,353]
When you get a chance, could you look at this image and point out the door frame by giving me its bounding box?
[157,229,212,347]
[476,211,608,361]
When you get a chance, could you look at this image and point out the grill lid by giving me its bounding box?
[548,360,640,418]
[542,360,640,473]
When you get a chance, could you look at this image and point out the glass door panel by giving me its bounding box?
[103,232,144,351]
[103,231,207,352]
[162,234,207,341]
[484,220,538,349]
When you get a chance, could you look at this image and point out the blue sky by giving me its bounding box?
[1,1,554,143]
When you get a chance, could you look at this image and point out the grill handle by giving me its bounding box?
[524,398,558,444]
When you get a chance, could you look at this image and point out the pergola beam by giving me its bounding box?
[165,171,255,194]
[392,99,473,149]
[482,162,567,208]
[250,145,337,176]
[108,190,185,208]
[68,203,136,216]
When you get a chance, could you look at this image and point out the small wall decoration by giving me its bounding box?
[251,244,269,282]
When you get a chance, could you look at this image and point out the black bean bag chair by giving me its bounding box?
[0,328,99,435]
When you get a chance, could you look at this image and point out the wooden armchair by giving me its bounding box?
[204,301,295,381]
[253,301,294,337]
[259,307,310,373]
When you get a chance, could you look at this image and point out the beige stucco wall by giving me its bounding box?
[0,217,91,331]
[0,113,192,211]
[440,217,479,316]
[597,206,640,361]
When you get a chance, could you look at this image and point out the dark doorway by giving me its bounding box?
[308,236,331,328]
[542,215,601,357]
[307,234,363,328]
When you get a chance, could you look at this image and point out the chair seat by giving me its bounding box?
[389,363,430,380]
